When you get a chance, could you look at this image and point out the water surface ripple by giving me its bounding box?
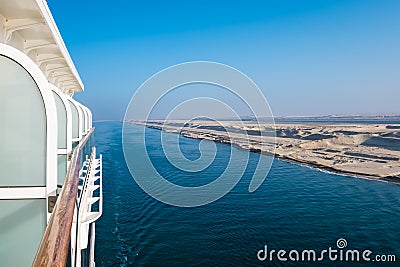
[95,122,399,266]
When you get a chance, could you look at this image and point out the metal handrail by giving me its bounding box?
[33,128,95,267]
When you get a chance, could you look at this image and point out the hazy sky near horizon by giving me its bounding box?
[50,0,400,120]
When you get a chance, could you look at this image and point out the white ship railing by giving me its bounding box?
[33,128,103,267]
[71,147,103,267]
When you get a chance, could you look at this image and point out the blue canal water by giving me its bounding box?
[94,122,400,266]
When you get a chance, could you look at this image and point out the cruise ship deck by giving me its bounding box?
[0,0,102,266]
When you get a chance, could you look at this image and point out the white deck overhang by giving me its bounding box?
[0,0,84,95]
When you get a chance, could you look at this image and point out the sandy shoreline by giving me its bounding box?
[133,120,400,185]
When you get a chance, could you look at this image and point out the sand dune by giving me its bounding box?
[134,120,400,183]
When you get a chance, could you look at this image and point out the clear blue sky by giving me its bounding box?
[49,0,400,120]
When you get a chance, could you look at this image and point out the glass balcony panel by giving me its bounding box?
[0,55,46,186]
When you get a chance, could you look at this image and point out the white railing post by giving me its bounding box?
[72,147,103,267]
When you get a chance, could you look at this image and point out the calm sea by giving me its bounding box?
[94,122,400,266]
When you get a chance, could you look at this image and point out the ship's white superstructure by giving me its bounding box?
[0,1,102,266]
